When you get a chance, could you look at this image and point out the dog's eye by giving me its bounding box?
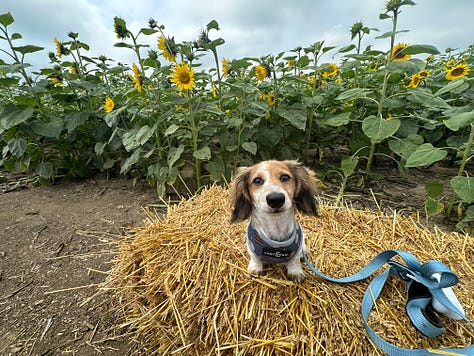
[252,177,264,185]
[280,174,291,182]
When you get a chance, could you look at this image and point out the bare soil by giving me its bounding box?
[0,176,158,355]
[0,163,468,355]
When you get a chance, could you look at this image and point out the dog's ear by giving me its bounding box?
[229,167,253,223]
[286,160,320,217]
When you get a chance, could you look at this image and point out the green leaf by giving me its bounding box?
[12,45,44,54]
[443,111,474,131]
[0,12,14,27]
[114,42,133,49]
[65,112,89,133]
[11,32,22,40]
[450,176,474,204]
[94,142,107,155]
[388,134,424,160]
[338,44,356,53]
[36,162,54,179]
[375,29,409,39]
[425,198,444,216]
[168,145,185,167]
[165,124,180,136]
[5,137,27,157]
[341,156,359,177]
[120,148,143,174]
[30,118,64,139]
[336,88,373,101]
[241,141,257,155]
[425,181,444,199]
[401,44,439,55]
[278,108,307,130]
[405,143,448,167]
[205,160,226,182]
[325,112,351,127]
[193,146,211,160]
[206,20,220,31]
[434,78,467,96]
[362,115,401,143]
[140,28,157,35]
[0,105,34,130]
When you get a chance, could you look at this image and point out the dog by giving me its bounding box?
[230,160,319,282]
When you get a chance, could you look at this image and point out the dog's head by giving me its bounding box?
[230,160,319,223]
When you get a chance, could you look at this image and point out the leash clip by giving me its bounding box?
[387,259,416,281]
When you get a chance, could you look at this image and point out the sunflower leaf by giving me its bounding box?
[451,177,474,204]
[443,111,474,131]
[0,12,14,27]
[206,20,220,31]
[401,44,439,55]
[375,29,409,39]
[434,79,467,96]
[405,143,447,167]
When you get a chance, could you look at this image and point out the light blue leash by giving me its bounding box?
[303,249,474,355]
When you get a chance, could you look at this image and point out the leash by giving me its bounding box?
[303,249,474,355]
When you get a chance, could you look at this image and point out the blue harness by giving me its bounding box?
[246,221,303,264]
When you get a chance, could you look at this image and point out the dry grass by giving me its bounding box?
[106,185,473,355]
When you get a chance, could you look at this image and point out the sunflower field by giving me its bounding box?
[0,0,473,230]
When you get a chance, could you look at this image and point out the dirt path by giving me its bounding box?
[0,177,158,355]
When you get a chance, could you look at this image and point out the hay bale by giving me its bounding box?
[108,185,473,355]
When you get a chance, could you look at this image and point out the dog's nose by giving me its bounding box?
[266,192,285,209]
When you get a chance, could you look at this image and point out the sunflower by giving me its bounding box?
[113,17,129,39]
[392,43,411,61]
[368,62,378,72]
[321,63,340,77]
[222,58,230,77]
[404,73,421,88]
[50,77,63,87]
[267,93,276,106]
[211,85,218,98]
[171,62,195,91]
[444,63,470,81]
[255,65,269,81]
[128,63,142,93]
[104,97,115,113]
[418,70,430,78]
[158,36,177,62]
[53,37,63,58]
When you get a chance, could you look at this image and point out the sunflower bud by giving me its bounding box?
[114,17,129,40]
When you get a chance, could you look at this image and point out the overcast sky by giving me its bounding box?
[1,0,473,72]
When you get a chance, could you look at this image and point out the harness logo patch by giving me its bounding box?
[262,249,291,259]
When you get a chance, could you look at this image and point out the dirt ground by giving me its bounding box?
[0,163,469,355]
[0,176,158,355]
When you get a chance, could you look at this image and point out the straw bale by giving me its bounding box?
[108,185,473,355]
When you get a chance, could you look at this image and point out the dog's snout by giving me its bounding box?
[266,192,285,209]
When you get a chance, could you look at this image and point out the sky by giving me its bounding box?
[1,0,473,73]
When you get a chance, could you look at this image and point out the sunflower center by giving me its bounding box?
[178,71,191,84]
[451,67,465,76]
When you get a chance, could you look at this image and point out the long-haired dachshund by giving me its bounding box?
[230,160,319,282]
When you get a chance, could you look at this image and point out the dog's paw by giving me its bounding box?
[247,259,263,278]
[288,270,305,283]
[287,261,305,283]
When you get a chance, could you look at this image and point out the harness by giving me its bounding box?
[304,249,474,355]
[246,221,303,264]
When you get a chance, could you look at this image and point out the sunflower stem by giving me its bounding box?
[187,91,202,189]
[446,123,474,217]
